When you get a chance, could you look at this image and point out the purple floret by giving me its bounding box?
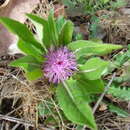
[43,47,77,83]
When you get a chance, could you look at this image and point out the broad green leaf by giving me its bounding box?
[25,68,43,80]
[10,59,43,80]
[77,77,104,94]
[26,13,51,48]
[68,40,122,59]
[9,56,42,79]
[9,55,41,67]
[48,10,58,46]
[18,39,44,62]
[59,20,74,45]
[26,14,47,26]
[9,56,41,75]
[0,17,43,51]
[56,16,66,32]
[56,79,97,130]
[108,104,129,117]
[43,22,52,48]
[26,14,48,51]
[27,13,56,48]
[26,14,44,43]
[79,57,109,80]
[13,63,28,72]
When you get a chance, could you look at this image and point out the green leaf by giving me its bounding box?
[9,55,43,80]
[59,20,74,45]
[113,44,130,66]
[77,77,104,94]
[79,57,109,80]
[27,12,58,48]
[9,55,41,67]
[10,61,35,73]
[26,14,47,25]
[48,10,58,46]
[56,79,97,130]
[56,16,66,32]
[0,17,43,51]
[68,40,122,59]
[25,68,43,80]
[26,14,44,43]
[26,14,48,51]
[43,22,52,48]
[108,104,129,117]
[108,85,130,101]
[18,39,44,62]
[26,13,52,48]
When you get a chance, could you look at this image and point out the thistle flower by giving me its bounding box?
[43,47,77,83]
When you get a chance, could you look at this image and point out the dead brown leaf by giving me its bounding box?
[0,0,40,55]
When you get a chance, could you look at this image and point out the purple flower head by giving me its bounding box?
[43,47,77,83]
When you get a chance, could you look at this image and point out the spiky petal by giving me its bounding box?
[43,47,77,83]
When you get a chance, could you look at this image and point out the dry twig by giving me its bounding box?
[0,114,48,129]
[92,73,116,114]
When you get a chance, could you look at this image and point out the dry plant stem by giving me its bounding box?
[10,73,28,87]
[0,114,47,129]
[24,125,29,130]
[5,122,9,130]
[83,73,116,130]
[50,98,65,129]
[9,73,32,92]
[0,114,33,127]
[1,121,5,130]
[92,72,116,114]
[6,105,23,116]
[11,123,20,130]
[43,100,59,124]
[35,104,39,129]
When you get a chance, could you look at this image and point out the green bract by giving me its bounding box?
[0,11,123,130]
